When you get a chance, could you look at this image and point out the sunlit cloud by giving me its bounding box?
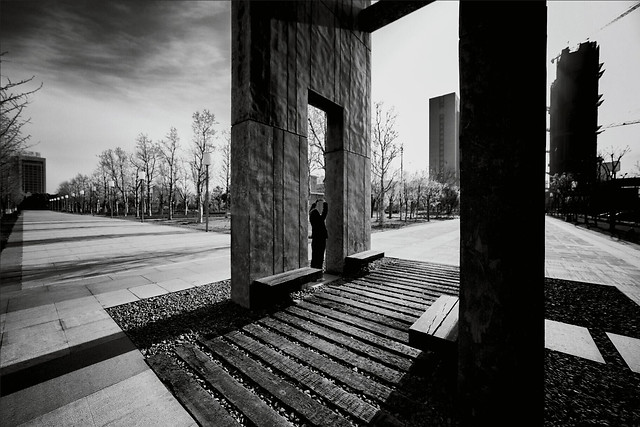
[1,0,230,101]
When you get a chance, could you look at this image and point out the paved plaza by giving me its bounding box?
[1,211,639,425]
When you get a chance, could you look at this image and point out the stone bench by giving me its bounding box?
[251,267,323,308]
[344,249,385,275]
[409,295,459,353]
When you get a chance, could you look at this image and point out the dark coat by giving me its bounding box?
[310,202,328,239]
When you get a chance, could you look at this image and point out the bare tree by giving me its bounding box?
[308,105,326,180]
[1,52,42,213]
[115,147,132,216]
[424,179,443,221]
[406,170,429,220]
[98,149,118,214]
[597,145,631,233]
[89,169,105,214]
[371,101,400,223]
[597,145,631,180]
[70,174,90,213]
[94,160,111,213]
[98,148,131,215]
[190,109,217,223]
[219,130,231,215]
[176,159,192,216]
[133,133,158,216]
[158,127,180,219]
[0,53,42,161]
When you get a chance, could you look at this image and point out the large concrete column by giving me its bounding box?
[230,1,371,308]
[458,2,546,424]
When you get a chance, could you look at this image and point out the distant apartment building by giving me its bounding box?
[16,151,47,194]
[429,92,459,185]
[549,41,602,188]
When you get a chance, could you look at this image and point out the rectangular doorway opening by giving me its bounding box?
[308,90,344,273]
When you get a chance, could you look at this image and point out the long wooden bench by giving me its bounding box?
[251,267,323,308]
[409,295,459,353]
[344,249,385,275]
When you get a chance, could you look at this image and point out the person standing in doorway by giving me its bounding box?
[310,198,328,270]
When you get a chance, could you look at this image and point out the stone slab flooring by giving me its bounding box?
[1,211,230,426]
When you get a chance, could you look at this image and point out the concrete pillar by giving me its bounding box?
[458,2,546,424]
[230,1,371,308]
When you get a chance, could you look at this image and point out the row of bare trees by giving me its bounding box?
[307,101,459,224]
[55,110,231,223]
[548,145,636,234]
[370,101,459,223]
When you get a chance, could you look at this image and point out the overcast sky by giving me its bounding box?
[1,1,639,193]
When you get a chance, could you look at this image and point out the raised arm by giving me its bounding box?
[321,201,328,220]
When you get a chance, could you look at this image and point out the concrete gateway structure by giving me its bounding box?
[231,1,373,309]
[231,1,546,424]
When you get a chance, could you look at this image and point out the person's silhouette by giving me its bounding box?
[309,199,328,270]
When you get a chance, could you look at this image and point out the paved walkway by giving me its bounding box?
[1,211,230,426]
[1,212,639,425]
[372,216,640,305]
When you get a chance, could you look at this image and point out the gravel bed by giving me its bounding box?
[106,280,263,357]
[544,278,640,426]
[106,275,640,426]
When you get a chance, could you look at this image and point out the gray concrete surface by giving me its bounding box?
[1,211,228,426]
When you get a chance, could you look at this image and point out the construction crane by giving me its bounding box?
[546,119,640,133]
[600,119,640,129]
[550,1,640,63]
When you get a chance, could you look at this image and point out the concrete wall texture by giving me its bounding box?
[231,0,372,309]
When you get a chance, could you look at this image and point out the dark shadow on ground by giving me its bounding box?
[1,212,20,254]
[4,230,200,249]
[10,222,159,232]
[16,246,229,284]
[382,350,458,426]
[0,331,135,396]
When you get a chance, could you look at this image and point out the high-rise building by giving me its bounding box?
[16,151,47,194]
[429,92,459,185]
[549,41,603,187]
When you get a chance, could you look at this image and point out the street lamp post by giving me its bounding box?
[80,190,85,214]
[65,194,69,212]
[109,180,115,217]
[203,152,212,232]
[138,171,145,223]
[91,186,96,215]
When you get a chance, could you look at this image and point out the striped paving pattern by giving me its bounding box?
[149,258,460,426]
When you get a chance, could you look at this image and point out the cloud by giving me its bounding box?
[1,0,231,101]
[1,1,232,192]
